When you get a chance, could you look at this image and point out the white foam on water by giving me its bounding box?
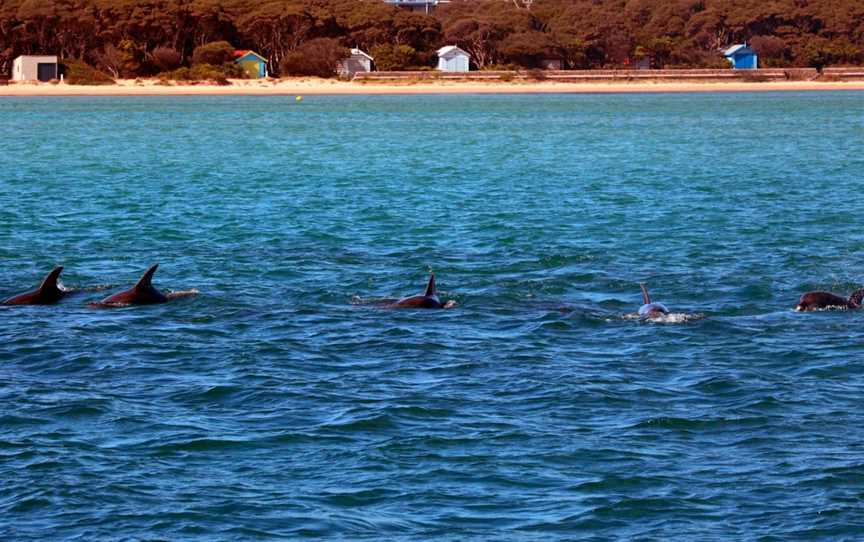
[622,312,705,324]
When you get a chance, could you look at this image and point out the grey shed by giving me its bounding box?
[338,49,374,77]
[12,55,59,81]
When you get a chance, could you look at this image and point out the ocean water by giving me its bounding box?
[1,92,864,540]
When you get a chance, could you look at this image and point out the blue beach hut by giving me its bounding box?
[234,50,268,79]
[724,44,758,70]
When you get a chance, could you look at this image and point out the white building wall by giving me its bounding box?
[12,56,58,81]
[438,54,469,72]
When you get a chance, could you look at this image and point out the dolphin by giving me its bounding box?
[795,288,864,311]
[2,266,66,305]
[94,264,197,307]
[391,273,448,309]
[638,282,670,319]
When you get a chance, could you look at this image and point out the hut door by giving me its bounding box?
[37,63,56,81]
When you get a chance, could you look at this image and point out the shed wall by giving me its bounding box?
[339,55,372,76]
[12,56,58,81]
[236,54,266,78]
[729,53,758,69]
[438,54,469,72]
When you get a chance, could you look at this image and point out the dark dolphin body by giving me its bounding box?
[2,267,66,305]
[795,288,864,312]
[95,264,196,307]
[638,283,670,320]
[391,273,446,309]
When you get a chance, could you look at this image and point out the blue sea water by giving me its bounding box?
[1,92,864,540]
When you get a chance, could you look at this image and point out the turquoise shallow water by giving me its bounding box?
[1,93,864,540]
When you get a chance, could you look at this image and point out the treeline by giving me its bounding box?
[1,0,863,78]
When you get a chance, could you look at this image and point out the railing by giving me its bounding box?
[822,67,864,79]
[353,68,820,82]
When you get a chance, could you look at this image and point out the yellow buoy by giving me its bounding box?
[296,96,303,102]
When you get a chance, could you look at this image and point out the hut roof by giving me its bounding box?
[437,45,469,58]
[724,44,754,57]
[14,55,58,62]
[350,48,374,61]
[233,50,267,63]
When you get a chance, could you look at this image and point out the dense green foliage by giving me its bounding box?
[1,0,862,77]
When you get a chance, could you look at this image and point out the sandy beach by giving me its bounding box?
[2,77,864,96]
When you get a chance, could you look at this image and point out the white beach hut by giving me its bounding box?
[12,55,58,81]
[437,46,470,72]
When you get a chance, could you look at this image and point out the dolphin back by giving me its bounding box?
[639,302,670,319]
[99,264,168,306]
[2,266,65,305]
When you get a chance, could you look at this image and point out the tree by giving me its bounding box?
[498,31,553,67]
[192,40,234,66]
[749,35,789,66]
[370,43,417,71]
[95,44,124,77]
[234,0,312,69]
[279,37,347,77]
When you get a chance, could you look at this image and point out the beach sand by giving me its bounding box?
[2,77,863,96]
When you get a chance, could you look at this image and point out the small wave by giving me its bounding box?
[631,415,767,431]
[0,414,50,426]
[690,376,741,394]
[622,312,705,324]
[61,283,115,293]
[319,413,397,432]
[319,488,400,507]
[794,305,853,313]
[199,384,240,400]
[8,497,51,513]
[42,404,107,418]
[154,438,252,454]
[23,460,65,471]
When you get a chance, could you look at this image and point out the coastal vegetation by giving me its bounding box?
[1,0,862,79]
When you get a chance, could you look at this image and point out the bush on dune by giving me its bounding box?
[60,59,115,85]
[158,63,243,85]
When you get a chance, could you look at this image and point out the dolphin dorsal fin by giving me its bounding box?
[39,266,63,293]
[424,273,437,297]
[135,264,159,290]
[639,283,651,305]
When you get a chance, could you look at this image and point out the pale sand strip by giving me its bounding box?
[1,78,863,96]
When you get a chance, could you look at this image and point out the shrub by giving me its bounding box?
[370,44,418,71]
[159,64,235,85]
[60,59,115,85]
[279,38,348,78]
[151,47,182,72]
[190,63,233,84]
[526,68,547,81]
[192,41,235,66]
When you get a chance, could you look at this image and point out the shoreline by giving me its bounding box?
[2,78,864,96]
